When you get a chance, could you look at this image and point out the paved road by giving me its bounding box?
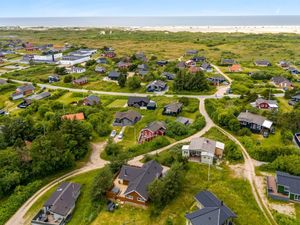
[6,142,108,225]
[5,65,277,225]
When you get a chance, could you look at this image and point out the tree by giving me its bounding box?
[173,71,209,92]
[127,76,141,90]
[105,139,122,156]
[166,121,189,138]
[63,75,73,83]
[118,74,127,87]
[90,166,114,203]
[225,142,243,161]
[85,59,96,67]
[54,67,67,75]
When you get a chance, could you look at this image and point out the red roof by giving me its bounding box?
[229,64,241,72]
[62,112,85,121]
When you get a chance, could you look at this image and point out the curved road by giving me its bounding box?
[5,65,277,225]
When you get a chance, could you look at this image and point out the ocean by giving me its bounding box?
[0,16,300,27]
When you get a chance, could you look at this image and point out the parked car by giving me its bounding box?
[110,130,117,138]
[118,131,124,139]
[107,201,117,212]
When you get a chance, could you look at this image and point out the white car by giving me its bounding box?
[117,131,124,139]
[110,130,117,138]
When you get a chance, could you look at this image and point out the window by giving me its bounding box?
[137,197,145,202]
[295,195,300,201]
[284,186,290,192]
[126,195,133,200]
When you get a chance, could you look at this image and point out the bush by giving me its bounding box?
[225,142,243,162]
[127,76,141,90]
[166,121,189,138]
[252,146,299,162]
[237,128,252,136]
[267,155,300,176]
[104,139,122,156]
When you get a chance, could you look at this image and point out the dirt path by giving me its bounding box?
[6,142,108,225]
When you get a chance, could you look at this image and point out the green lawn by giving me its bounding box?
[91,161,268,225]
[106,99,127,108]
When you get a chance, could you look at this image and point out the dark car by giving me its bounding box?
[107,201,116,212]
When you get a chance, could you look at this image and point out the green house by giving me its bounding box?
[276,171,300,202]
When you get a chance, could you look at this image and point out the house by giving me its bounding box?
[108,71,121,80]
[229,64,242,72]
[104,51,116,58]
[270,76,293,90]
[255,60,271,67]
[60,55,91,66]
[31,182,81,225]
[267,171,300,203]
[182,137,224,164]
[113,110,141,126]
[11,92,24,101]
[67,66,86,74]
[189,66,201,74]
[138,121,166,143]
[95,66,106,73]
[185,60,196,67]
[16,84,35,95]
[177,61,186,69]
[96,57,107,64]
[107,160,163,206]
[48,75,60,83]
[146,80,167,92]
[25,42,37,51]
[200,62,213,72]
[207,76,226,85]
[72,77,88,85]
[117,61,131,69]
[156,60,168,66]
[237,111,274,137]
[0,79,7,85]
[18,99,32,109]
[70,49,97,57]
[176,116,192,126]
[33,53,62,63]
[161,72,176,80]
[191,56,206,63]
[83,95,100,106]
[288,95,300,106]
[288,67,300,75]
[186,50,198,55]
[127,96,150,108]
[137,64,149,71]
[278,60,290,68]
[163,102,183,116]
[252,98,278,110]
[135,52,147,61]
[147,101,157,110]
[221,58,235,66]
[25,92,51,101]
[62,113,85,121]
[185,191,237,225]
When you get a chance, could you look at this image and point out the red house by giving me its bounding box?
[254,98,278,110]
[105,51,116,58]
[72,77,88,85]
[25,42,37,51]
[138,121,166,144]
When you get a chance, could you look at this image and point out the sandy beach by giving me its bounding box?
[130,26,300,34]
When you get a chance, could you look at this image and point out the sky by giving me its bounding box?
[1,0,300,17]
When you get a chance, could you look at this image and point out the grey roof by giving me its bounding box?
[256,98,277,105]
[162,72,176,80]
[128,96,150,106]
[164,102,183,112]
[221,59,235,65]
[115,110,141,123]
[237,111,269,126]
[17,84,35,93]
[73,77,88,83]
[147,80,167,89]
[25,92,51,101]
[292,95,300,100]
[177,61,186,68]
[108,71,121,78]
[189,137,217,154]
[201,62,211,70]
[271,76,291,85]
[277,171,300,194]
[186,50,198,55]
[137,64,148,70]
[85,95,100,105]
[146,121,166,132]
[0,79,7,85]
[255,60,271,66]
[44,182,81,216]
[176,116,191,125]
[185,191,237,225]
[121,160,163,200]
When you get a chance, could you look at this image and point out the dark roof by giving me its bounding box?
[121,160,163,200]
[137,64,149,70]
[237,111,271,127]
[221,59,235,65]
[115,110,141,122]
[186,50,199,55]
[146,121,166,132]
[147,80,167,89]
[191,56,206,62]
[44,182,81,216]
[201,62,212,70]
[162,72,175,80]
[17,84,35,93]
[25,92,51,101]
[128,96,150,106]
[255,60,271,66]
[277,171,300,194]
[108,71,121,78]
[292,95,300,100]
[185,191,237,225]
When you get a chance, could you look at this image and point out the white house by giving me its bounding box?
[60,55,91,66]
[33,53,62,62]
[182,137,225,164]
